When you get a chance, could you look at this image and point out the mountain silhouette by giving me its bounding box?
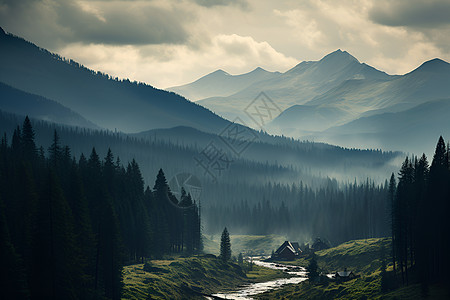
[168,67,280,101]
[195,49,390,125]
[0,28,230,133]
[0,81,99,129]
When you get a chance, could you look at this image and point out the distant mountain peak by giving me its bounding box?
[249,66,268,74]
[211,69,230,76]
[413,57,450,74]
[321,49,359,63]
[421,58,449,67]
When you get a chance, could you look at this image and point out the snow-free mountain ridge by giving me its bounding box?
[178,49,450,154]
[168,67,280,101]
[0,27,230,134]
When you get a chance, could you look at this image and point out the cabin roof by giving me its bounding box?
[291,242,301,252]
[336,271,354,277]
[275,241,301,255]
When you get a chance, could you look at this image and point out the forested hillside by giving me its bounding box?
[0,110,400,186]
[0,114,402,249]
[206,178,390,245]
[0,117,201,299]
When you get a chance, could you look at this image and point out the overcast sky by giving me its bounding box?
[1,0,449,89]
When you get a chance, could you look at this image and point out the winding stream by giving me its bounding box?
[209,258,307,299]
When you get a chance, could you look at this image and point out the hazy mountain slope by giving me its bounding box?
[132,124,401,182]
[0,109,401,191]
[266,104,354,136]
[306,58,450,110]
[267,57,450,139]
[309,98,450,155]
[197,50,391,124]
[0,28,230,133]
[168,67,281,101]
[0,82,99,129]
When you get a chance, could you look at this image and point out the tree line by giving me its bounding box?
[390,136,450,294]
[0,109,399,194]
[205,178,390,245]
[0,117,201,299]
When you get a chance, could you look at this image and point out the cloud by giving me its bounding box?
[59,34,297,88]
[270,0,449,75]
[192,0,248,8]
[367,0,450,57]
[369,0,450,28]
[0,0,191,47]
[1,0,449,88]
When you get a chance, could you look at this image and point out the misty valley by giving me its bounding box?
[1,20,450,300]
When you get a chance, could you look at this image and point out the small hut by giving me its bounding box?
[334,268,356,281]
[273,241,302,260]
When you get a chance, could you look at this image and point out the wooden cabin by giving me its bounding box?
[272,241,302,260]
[334,268,356,281]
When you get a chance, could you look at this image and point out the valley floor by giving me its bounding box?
[257,238,450,299]
[122,237,450,299]
[121,255,288,299]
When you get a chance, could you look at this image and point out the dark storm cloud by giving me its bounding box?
[57,1,189,45]
[369,0,450,28]
[0,0,190,46]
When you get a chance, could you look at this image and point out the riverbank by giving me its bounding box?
[122,255,289,299]
[256,238,449,299]
[212,259,307,299]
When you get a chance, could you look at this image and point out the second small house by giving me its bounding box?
[273,241,302,260]
[334,268,356,281]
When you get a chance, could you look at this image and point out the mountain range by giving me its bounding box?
[174,50,450,154]
[2,25,444,157]
[168,67,280,101]
[0,27,403,183]
[0,27,229,134]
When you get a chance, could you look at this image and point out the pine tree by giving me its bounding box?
[415,154,429,292]
[48,130,62,169]
[11,126,22,159]
[21,116,36,163]
[220,227,231,262]
[428,136,449,280]
[388,173,397,275]
[394,157,414,284]
[66,160,96,297]
[151,169,171,256]
[307,253,319,282]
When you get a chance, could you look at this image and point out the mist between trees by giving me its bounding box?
[0,112,401,246]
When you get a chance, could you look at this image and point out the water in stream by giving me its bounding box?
[210,258,307,299]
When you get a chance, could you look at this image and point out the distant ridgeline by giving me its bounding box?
[0,117,201,299]
[0,112,404,243]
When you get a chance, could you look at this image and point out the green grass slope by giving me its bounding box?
[276,237,392,274]
[258,238,449,299]
[122,255,288,299]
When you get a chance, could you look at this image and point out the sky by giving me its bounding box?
[1,0,449,89]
